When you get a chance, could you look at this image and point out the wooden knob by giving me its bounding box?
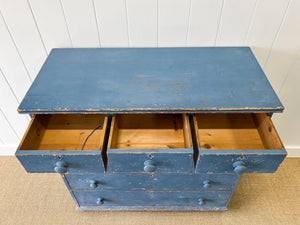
[89,180,98,188]
[55,160,68,167]
[54,161,68,173]
[144,160,156,166]
[203,180,211,188]
[232,161,247,174]
[144,165,156,172]
[198,198,205,206]
[54,166,67,173]
[96,197,104,205]
[144,160,156,172]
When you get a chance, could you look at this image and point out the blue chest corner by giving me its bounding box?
[15,47,286,211]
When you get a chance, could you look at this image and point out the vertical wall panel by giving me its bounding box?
[187,0,223,46]
[127,0,157,47]
[0,109,19,144]
[61,0,100,47]
[158,0,190,47]
[29,0,72,53]
[0,0,47,80]
[0,70,29,139]
[272,52,300,148]
[263,0,300,93]
[0,14,32,102]
[94,0,128,47]
[246,0,289,68]
[0,0,299,156]
[216,0,256,46]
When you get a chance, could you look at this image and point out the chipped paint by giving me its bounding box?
[17,106,284,114]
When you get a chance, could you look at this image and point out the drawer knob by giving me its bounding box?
[96,197,104,205]
[198,198,206,206]
[54,161,68,173]
[89,180,98,188]
[232,161,247,174]
[144,159,156,172]
[203,180,211,188]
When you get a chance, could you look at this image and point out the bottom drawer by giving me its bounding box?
[66,173,240,191]
[74,190,231,211]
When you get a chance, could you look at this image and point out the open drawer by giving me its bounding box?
[16,114,108,173]
[106,114,194,173]
[192,113,286,174]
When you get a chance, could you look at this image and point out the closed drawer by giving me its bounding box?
[16,114,108,173]
[106,114,195,173]
[74,190,231,211]
[66,173,240,191]
[193,113,286,173]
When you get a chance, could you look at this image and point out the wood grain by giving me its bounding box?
[253,113,284,149]
[194,113,283,150]
[19,114,107,151]
[109,114,192,149]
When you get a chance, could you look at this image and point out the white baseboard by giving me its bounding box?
[0,145,299,157]
[0,145,18,156]
[285,146,300,157]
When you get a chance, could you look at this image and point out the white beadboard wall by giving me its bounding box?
[0,0,299,157]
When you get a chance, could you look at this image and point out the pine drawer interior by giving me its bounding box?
[193,113,284,150]
[108,114,192,149]
[19,114,108,151]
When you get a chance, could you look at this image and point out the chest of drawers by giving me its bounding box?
[16,47,286,211]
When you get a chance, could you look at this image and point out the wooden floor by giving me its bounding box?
[0,157,299,225]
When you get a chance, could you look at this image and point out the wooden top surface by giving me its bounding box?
[18,47,283,114]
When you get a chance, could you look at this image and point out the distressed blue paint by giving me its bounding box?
[15,47,287,211]
[65,173,241,191]
[89,180,98,189]
[16,150,104,173]
[18,47,283,114]
[106,148,194,173]
[196,149,287,173]
[74,190,231,210]
[232,161,247,174]
[77,205,228,211]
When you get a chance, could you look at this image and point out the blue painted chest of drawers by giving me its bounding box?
[16,47,286,211]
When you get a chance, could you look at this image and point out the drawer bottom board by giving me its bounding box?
[73,190,231,211]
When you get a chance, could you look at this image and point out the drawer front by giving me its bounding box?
[66,173,240,191]
[196,150,286,174]
[74,190,231,211]
[16,150,104,173]
[106,114,195,173]
[107,150,194,173]
[192,113,286,174]
[16,114,108,173]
